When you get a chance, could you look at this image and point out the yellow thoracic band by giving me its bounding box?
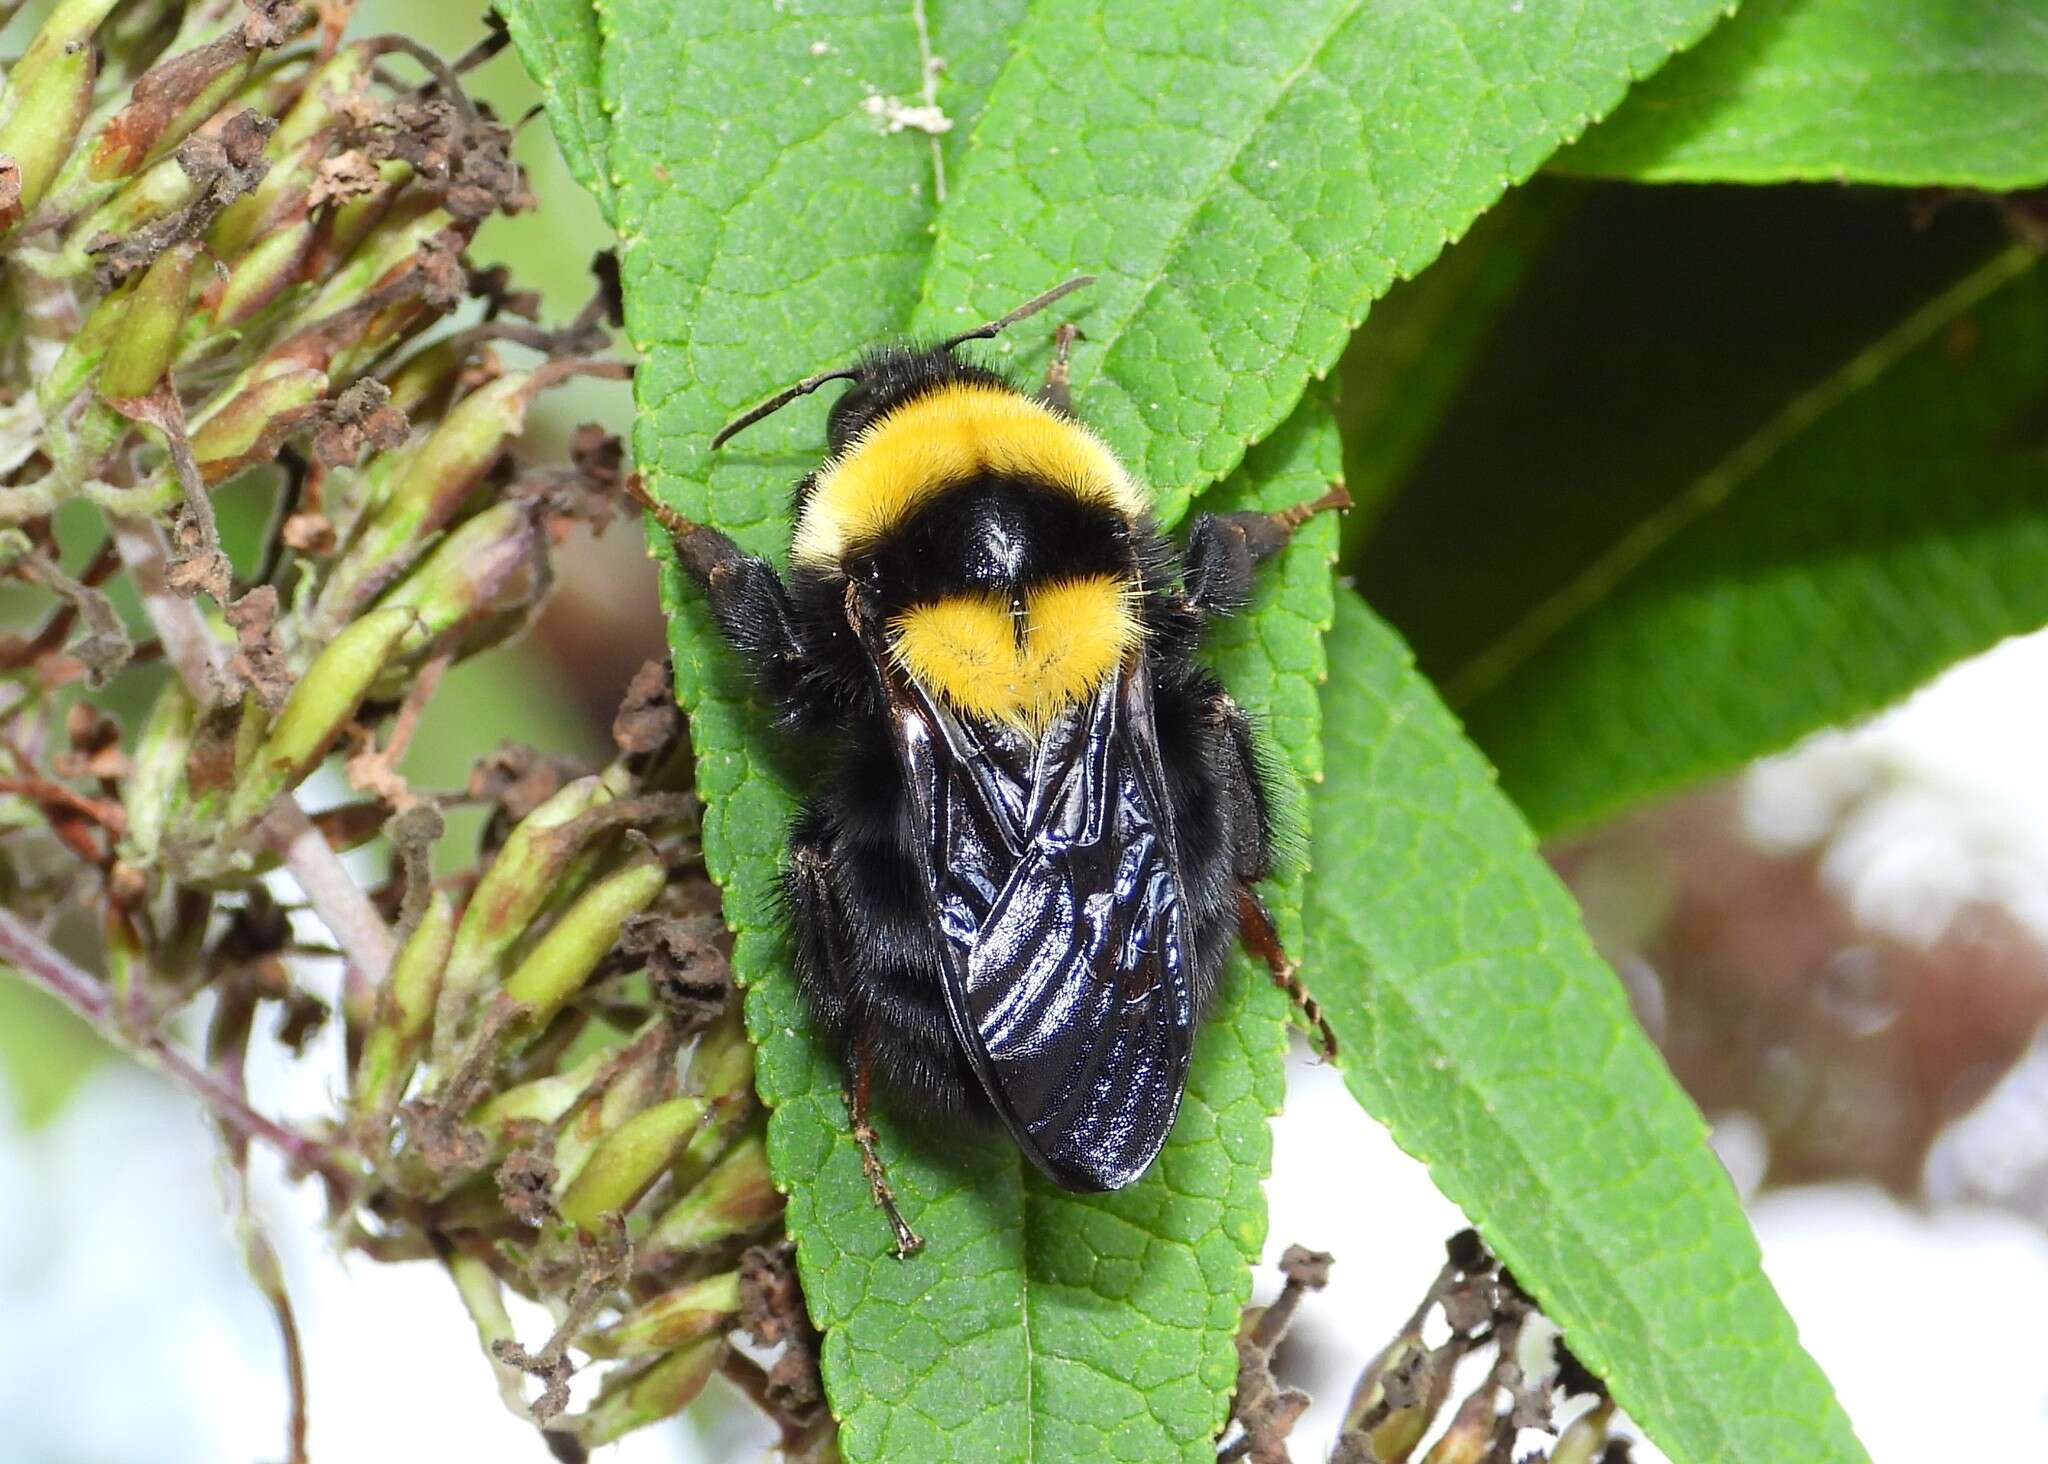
[888,575,1142,727]
[791,382,1145,565]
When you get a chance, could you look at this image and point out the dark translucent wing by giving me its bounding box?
[887,661,1196,1192]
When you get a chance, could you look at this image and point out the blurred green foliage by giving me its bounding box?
[0,977,105,1127]
[0,1,624,1118]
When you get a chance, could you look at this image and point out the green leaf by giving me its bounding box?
[497,0,616,220]
[1561,0,2048,188]
[1349,184,2017,833]
[902,0,1742,523]
[603,2,1336,1455]
[1454,246,2048,835]
[1303,588,1869,1464]
[1334,177,1578,550]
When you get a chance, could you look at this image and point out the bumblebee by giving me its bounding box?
[631,279,1344,1255]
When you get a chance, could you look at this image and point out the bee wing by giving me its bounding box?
[890,660,1196,1192]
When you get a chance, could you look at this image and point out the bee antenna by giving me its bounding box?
[710,365,866,449]
[938,274,1097,351]
[711,275,1095,448]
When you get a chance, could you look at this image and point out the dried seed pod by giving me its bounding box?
[644,1133,781,1260]
[352,888,457,1118]
[97,238,201,399]
[579,1271,742,1359]
[226,602,417,825]
[556,1094,709,1233]
[303,156,414,278]
[208,45,376,258]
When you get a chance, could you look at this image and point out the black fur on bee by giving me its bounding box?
[634,279,1344,1248]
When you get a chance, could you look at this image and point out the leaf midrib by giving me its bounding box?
[1440,245,2038,710]
[907,0,1366,427]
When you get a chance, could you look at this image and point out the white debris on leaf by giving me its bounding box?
[861,93,954,136]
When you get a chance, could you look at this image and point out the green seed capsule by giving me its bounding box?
[500,858,668,1036]
[352,890,458,1118]
[549,1020,680,1191]
[385,374,534,521]
[98,239,201,400]
[317,376,537,623]
[557,1095,709,1233]
[373,501,541,657]
[209,217,315,329]
[188,365,328,481]
[80,17,302,189]
[1419,1385,1495,1464]
[0,0,117,232]
[432,775,614,1059]
[226,604,415,825]
[671,1013,759,1191]
[645,1133,781,1259]
[380,337,466,422]
[467,1043,613,1151]
[121,678,195,863]
[580,1271,741,1359]
[43,277,135,412]
[303,193,452,321]
[572,1337,724,1447]
[1551,1401,1616,1464]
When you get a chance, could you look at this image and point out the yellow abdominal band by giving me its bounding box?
[791,383,1145,566]
[890,577,1141,727]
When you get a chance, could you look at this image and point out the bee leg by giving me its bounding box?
[624,473,832,725]
[845,1047,925,1259]
[1182,481,1353,618]
[1236,886,1338,1061]
[1205,685,1332,1056]
[1037,322,1083,415]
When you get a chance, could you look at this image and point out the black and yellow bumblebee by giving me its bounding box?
[631,278,1344,1255]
